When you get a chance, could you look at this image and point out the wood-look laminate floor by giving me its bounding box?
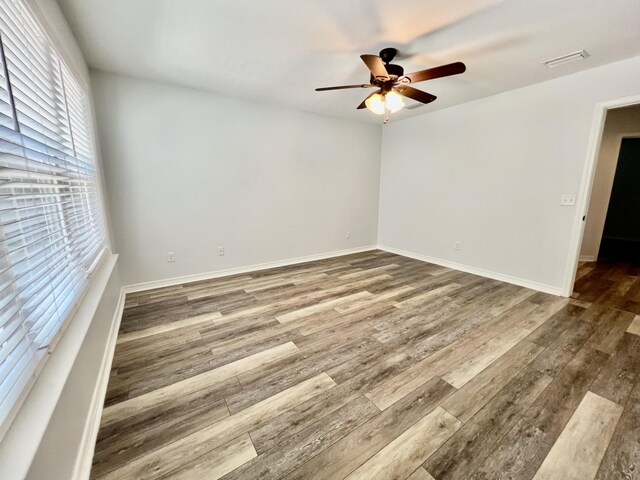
[573,260,640,315]
[92,251,640,480]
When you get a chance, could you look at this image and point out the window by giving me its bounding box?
[0,0,106,439]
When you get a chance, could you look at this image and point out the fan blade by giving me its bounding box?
[315,84,373,91]
[360,54,390,80]
[396,86,437,104]
[404,62,466,84]
[357,91,378,110]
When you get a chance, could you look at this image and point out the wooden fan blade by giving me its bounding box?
[315,84,373,91]
[396,86,437,104]
[404,62,466,84]
[360,54,390,80]
[357,91,377,110]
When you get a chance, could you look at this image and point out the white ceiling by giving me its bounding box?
[57,0,640,124]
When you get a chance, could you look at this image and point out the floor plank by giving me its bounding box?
[92,395,230,477]
[408,467,437,480]
[221,396,379,479]
[345,407,461,480]
[441,325,531,388]
[470,419,552,480]
[93,253,640,480]
[590,332,640,405]
[595,377,640,479]
[424,367,552,480]
[282,377,455,480]
[573,261,640,315]
[366,300,538,410]
[532,391,623,480]
[628,315,640,335]
[100,341,300,426]
[161,433,257,480]
[441,339,544,423]
[115,311,222,344]
[96,373,335,480]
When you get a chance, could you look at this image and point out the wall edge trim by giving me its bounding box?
[122,245,378,294]
[72,286,126,480]
[378,245,564,296]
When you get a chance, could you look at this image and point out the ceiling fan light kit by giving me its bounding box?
[384,91,405,113]
[365,90,404,115]
[315,47,466,123]
[364,93,386,115]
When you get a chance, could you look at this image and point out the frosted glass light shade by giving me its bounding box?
[385,91,405,113]
[365,93,386,115]
[365,91,405,115]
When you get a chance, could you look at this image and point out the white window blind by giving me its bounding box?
[0,0,106,439]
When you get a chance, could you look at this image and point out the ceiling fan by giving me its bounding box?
[316,48,466,123]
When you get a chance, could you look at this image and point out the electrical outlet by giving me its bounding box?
[346,231,351,239]
[167,251,175,262]
[560,194,576,206]
[454,241,461,250]
[217,246,224,256]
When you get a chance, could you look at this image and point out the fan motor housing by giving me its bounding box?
[379,47,398,63]
[384,63,404,77]
[370,63,404,85]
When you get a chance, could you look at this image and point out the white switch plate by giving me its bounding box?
[454,241,461,250]
[346,231,351,239]
[560,194,576,206]
[217,246,224,256]
[167,251,175,262]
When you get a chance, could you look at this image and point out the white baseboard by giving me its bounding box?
[123,245,378,294]
[378,245,564,297]
[73,287,126,480]
[579,255,597,262]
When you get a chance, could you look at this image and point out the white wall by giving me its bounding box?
[580,105,640,260]
[378,55,640,294]
[91,71,382,286]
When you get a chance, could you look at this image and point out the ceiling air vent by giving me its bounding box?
[542,50,590,68]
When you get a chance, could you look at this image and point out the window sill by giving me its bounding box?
[0,253,119,480]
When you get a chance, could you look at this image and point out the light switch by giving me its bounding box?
[560,194,576,206]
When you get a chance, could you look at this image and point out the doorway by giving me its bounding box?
[579,106,640,262]
[599,137,640,263]
[571,104,640,307]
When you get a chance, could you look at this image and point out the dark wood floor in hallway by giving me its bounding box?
[92,251,640,479]
[573,260,640,315]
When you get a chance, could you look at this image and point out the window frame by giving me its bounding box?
[0,0,109,441]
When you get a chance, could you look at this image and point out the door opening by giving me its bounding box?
[599,137,640,263]
[570,103,640,298]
